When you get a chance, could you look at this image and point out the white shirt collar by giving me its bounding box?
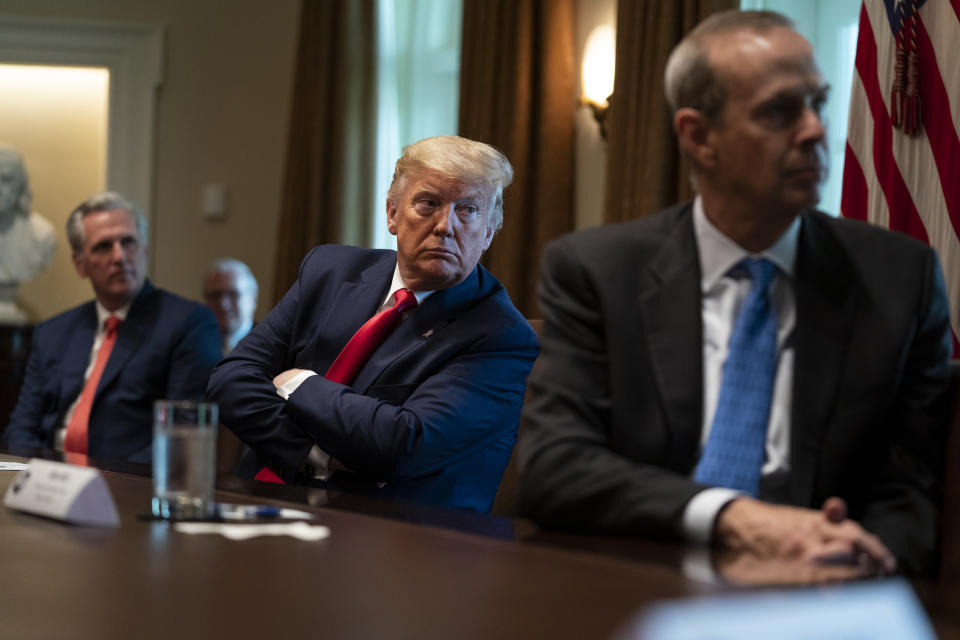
[692,195,799,293]
[382,262,435,309]
[94,300,131,330]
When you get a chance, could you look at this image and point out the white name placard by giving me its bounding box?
[4,458,120,527]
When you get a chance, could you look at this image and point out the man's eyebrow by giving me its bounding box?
[760,82,830,105]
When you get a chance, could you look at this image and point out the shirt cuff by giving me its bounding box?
[275,370,317,400]
[305,445,333,481]
[682,487,744,546]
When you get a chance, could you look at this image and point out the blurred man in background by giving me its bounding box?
[203,258,258,354]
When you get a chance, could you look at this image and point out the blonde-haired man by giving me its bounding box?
[208,136,538,512]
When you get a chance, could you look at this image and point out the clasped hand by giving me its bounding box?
[713,496,896,584]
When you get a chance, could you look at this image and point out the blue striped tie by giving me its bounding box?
[694,258,778,496]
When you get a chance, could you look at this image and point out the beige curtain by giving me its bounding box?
[272,0,376,305]
[604,0,736,223]
[458,0,576,318]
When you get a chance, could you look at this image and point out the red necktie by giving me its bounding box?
[255,289,418,483]
[64,315,122,455]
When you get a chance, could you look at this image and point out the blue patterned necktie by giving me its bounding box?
[694,258,778,496]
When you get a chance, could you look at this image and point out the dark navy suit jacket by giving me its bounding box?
[207,245,539,512]
[4,280,222,463]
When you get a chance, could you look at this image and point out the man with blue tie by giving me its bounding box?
[4,192,221,463]
[207,136,539,512]
[518,10,952,577]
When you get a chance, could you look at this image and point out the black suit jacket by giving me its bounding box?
[518,203,952,575]
[4,280,222,463]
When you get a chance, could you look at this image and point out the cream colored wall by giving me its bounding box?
[0,0,300,321]
[0,65,109,320]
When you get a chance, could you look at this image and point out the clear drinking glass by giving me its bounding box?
[152,400,218,520]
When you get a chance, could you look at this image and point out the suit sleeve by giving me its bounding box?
[206,261,316,477]
[858,248,952,576]
[3,326,52,451]
[518,237,704,540]
[164,304,223,401]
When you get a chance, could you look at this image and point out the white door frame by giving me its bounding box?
[0,14,164,217]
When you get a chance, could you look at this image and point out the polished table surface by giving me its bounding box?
[1,451,958,639]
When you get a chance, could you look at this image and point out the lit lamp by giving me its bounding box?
[581,25,615,139]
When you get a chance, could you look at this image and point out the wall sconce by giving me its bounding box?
[581,25,615,139]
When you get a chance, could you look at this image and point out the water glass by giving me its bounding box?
[152,400,218,520]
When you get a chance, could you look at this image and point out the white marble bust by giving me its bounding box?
[0,145,56,324]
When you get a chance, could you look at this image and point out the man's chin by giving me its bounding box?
[780,188,821,216]
[406,265,466,291]
[97,280,143,308]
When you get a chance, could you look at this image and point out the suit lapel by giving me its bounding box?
[317,258,395,360]
[96,281,156,399]
[59,304,98,410]
[637,207,704,470]
[787,213,857,506]
[351,265,486,392]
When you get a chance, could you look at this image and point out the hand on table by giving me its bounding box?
[713,496,896,578]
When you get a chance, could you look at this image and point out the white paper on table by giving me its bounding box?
[0,462,29,471]
[174,521,331,541]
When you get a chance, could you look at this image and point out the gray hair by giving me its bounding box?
[205,257,259,298]
[387,135,514,232]
[0,145,32,219]
[66,191,147,252]
[664,10,795,123]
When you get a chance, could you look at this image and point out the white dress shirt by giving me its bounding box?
[55,301,131,450]
[276,262,433,479]
[681,197,800,544]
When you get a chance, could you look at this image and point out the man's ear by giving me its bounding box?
[71,251,87,279]
[481,218,496,251]
[674,107,716,169]
[385,198,399,236]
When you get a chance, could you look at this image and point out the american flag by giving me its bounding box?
[841,0,960,345]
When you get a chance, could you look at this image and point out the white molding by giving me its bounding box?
[0,15,164,217]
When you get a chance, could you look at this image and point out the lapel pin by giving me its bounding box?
[422,329,434,338]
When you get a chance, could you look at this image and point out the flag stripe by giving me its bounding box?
[915,17,960,237]
[841,143,869,221]
[922,0,960,136]
[844,67,893,230]
[855,5,930,243]
[845,0,960,341]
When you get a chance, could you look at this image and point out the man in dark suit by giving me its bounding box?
[3,192,221,463]
[518,10,952,577]
[207,136,539,512]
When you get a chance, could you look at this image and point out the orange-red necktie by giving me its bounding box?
[255,289,418,483]
[64,315,122,455]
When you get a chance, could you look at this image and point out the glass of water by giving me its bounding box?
[152,400,218,520]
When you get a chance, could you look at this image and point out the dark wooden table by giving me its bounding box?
[1,452,957,639]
